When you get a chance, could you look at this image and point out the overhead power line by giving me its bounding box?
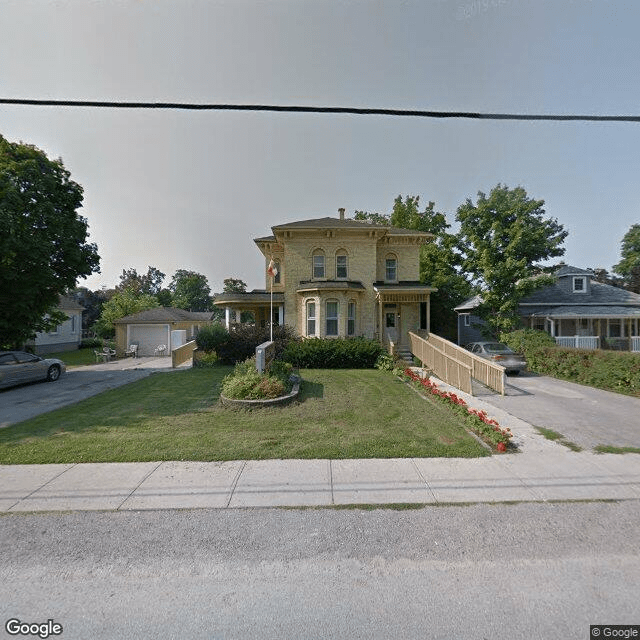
[1,98,639,122]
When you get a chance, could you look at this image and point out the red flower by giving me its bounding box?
[497,442,507,452]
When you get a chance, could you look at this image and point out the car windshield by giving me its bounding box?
[484,343,513,354]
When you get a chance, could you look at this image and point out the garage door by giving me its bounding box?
[128,324,170,356]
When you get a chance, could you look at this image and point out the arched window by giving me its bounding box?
[335,249,348,279]
[274,259,281,284]
[325,299,339,336]
[306,300,316,336]
[385,254,398,282]
[347,300,356,336]
[312,249,325,279]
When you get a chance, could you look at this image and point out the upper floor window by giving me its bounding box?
[312,250,325,279]
[336,251,348,279]
[274,260,281,284]
[385,255,397,282]
[326,300,339,336]
[573,276,587,293]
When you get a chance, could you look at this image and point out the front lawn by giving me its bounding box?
[42,348,100,368]
[0,368,490,464]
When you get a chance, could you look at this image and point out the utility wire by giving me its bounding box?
[1,98,639,122]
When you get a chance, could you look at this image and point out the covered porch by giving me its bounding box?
[213,291,285,330]
[373,283,435,355]
[526,307,640,352]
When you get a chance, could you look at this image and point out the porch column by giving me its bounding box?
[426,295,431,334]
[278,305,284,326]
[225,307,231,329]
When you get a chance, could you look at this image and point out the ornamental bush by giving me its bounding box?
[501,329,640,395]
[220,357,293,400]
[214,324,299,365]
[282,337,384,369]
[195,323,229,353]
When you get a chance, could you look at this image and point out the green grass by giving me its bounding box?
[593,445,640,454]
[534,426,583,452]
[42,348,101,367]
[0,368,490,464]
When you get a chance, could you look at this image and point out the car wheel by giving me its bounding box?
[47,365,61,382]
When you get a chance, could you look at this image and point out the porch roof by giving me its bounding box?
[297,280,366,293]
[526,305,640,319]
[213,291,285,307]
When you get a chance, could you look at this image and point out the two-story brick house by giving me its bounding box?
[214,209,436,352]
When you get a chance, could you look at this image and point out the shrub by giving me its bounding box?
[80,337,103,349]
[193,351,219,367]
[214,324,300,365]
[282,337,384,369]
[220,357,291,400]
[195,323,229,352]
[501,329,640,396]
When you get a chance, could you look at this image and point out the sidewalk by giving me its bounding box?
[1,375,639,512]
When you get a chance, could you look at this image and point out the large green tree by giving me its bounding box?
[456,184,567,334]
[0,135,100,348]
[613,224,640,293]
[170,269,212,311]
[94,289,159,337]
[356,195,471,339]
[117,266,165,296]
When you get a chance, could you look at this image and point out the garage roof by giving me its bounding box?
[114,307,215,324]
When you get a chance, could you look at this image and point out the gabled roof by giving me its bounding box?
[556,265,594,277]
[114,307,215,324]
[58,295,84,311]
[521,280,640,306]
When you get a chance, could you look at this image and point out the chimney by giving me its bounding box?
[338,207,345,221]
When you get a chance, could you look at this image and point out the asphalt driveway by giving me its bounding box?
[475,372,640,450]
[0,357,178,428]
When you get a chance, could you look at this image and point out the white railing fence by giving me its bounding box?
[554,336,600,350]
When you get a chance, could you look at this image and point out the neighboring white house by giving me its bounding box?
[28,295,84,354]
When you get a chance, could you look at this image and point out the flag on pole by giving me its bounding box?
[267,259,278,278]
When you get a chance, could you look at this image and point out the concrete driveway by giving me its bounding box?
[0,357,181,428]
[474,372,640,450]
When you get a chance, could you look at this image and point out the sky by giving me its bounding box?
[1,0,639,294]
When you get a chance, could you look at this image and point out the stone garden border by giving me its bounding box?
[219,375,301,409]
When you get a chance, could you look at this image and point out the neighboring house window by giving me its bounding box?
[573,276,587,293]
[312,250,325,279]
[306,301,316,336]
[336,251,348,279]
[385,255,397,282]
[462,314,470,327]
[347,301,356,336]
[326,300,338,336]
[71,315,77,333]
[609,319,622,338]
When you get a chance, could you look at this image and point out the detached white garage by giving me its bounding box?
[114,308,215,357]
[127,324,171,357]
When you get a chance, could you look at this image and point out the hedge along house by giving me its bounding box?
[213,209,436,355]
[113,308,215,356]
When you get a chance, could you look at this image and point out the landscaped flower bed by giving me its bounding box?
[403,368,513,451]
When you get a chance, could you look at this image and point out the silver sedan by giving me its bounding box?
[465,342,527,375]
[0,351,66,389]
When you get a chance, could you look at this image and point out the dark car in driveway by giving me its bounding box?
[465,342,527,375]
[0,351,66,389]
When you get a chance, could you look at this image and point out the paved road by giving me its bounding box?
[1,502,638,639]
[0,358,176,427]
[474,372,640,450]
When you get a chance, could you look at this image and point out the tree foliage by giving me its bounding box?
[456,184,567,334]
[223,278,247,293]
[94,289,159,337]
[0,135,100,348]
[117,266,165,296]
[170,269,212,311]
[613,224,640,293]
